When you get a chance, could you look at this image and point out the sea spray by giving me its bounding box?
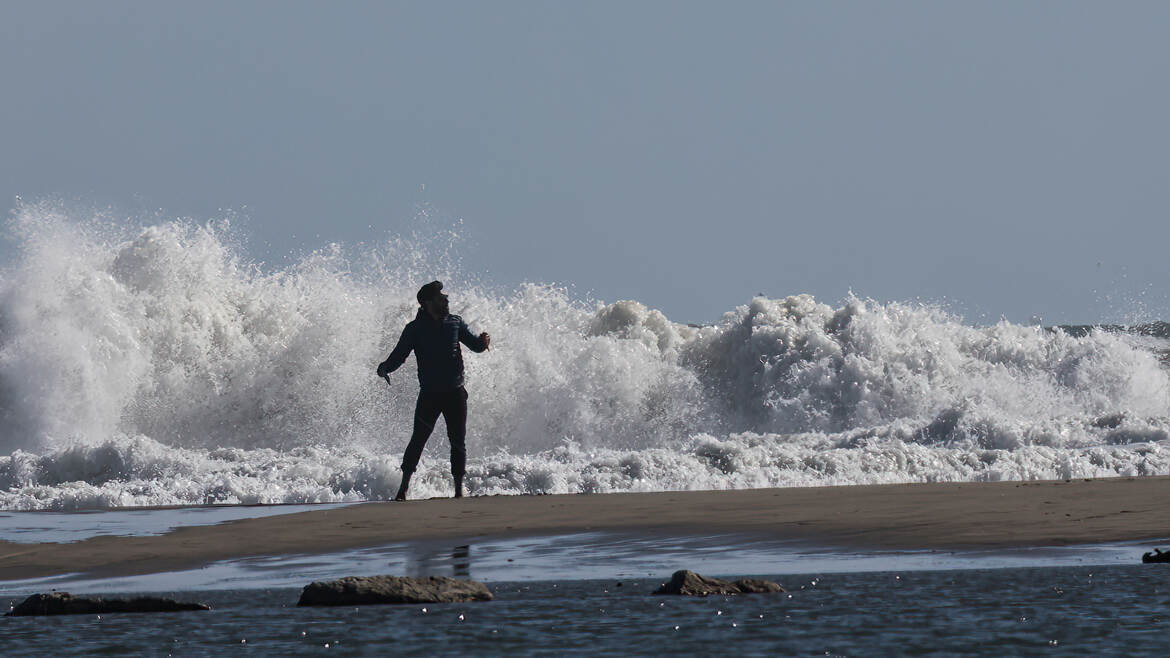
[1,202,1168,509]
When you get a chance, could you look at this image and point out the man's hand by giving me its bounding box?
[479,332,491,350]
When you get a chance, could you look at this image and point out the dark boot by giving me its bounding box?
[395,472,412,501]
[453,474,464,499]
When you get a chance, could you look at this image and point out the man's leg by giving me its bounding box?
[442,387,469,498]
[397,392,443,500]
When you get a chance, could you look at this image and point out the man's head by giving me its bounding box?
[417,280,449,317]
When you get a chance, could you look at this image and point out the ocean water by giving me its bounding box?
[2,202,1170,510]
[0,503,357,544]
[5,565,1170,655]
[3,507,1167,655]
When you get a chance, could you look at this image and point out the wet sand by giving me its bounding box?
[3,476,1170,581]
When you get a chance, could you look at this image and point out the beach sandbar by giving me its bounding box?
[3,476,1169,581]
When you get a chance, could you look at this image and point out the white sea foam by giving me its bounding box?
[1,201,1168,509]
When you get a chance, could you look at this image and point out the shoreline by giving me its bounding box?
[3,476,1170,581]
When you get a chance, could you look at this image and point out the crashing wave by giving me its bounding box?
[1,201,1168,509]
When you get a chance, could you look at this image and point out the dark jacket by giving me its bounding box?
[378,308,488,392]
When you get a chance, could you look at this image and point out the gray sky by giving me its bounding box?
[2,1,1168,325]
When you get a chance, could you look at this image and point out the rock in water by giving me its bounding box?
[297,575,493,606]
[1142,548,1170,563]
[730,577,788,593]
[7,593,210,616]
[653,570,785,596]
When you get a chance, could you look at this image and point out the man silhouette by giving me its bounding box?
[377,281,490,500]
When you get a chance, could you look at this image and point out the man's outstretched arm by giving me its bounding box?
[377,327,414,378]
[458,322,490,353]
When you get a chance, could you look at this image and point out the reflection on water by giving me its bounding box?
[406,544,472,579]
[454,545,470,578]
[4,531,1168,595]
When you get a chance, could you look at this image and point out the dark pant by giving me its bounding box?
[400,387,468,478]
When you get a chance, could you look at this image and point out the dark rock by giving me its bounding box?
[1143,548,1170,564]
[1092,413,1126,429]
[7,592,210,616]
[729,578,787,593]
[297,575,493,606]
[653,570,785,596]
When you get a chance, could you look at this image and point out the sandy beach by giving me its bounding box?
[3,476,1170,582]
